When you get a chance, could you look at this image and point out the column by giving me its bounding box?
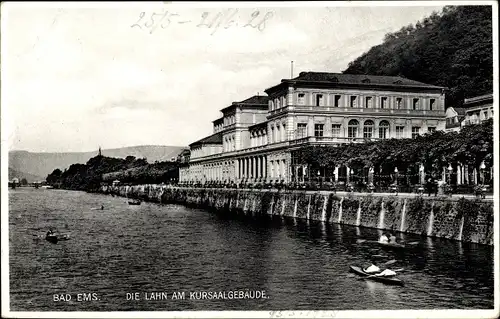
[334,166,339,182]
[260,156,266,178]
[346,165,350,184]
[264,156,267,181]
[256,157,260,179]
[238,159,241,179]
[457,163,462,185]
[249,157,254,179]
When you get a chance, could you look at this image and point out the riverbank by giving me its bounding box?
[100,185,494,245]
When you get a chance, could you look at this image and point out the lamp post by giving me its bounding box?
[394,167,399,185]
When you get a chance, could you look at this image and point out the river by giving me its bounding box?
[8,188,494,311]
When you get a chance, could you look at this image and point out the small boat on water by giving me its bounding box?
[45,234,70,244]
[349,266,404,286]
[128,200,141,205]
[359,239,420,250]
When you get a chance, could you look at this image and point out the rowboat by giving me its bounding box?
[45,234,70,244]
[349,266,404,286]
[359,239,419,250]
[377,242,406,249]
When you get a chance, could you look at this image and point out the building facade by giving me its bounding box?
[180,72,447,184]
[462,93,493,127]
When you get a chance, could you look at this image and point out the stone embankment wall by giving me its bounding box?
[101,185,494,245]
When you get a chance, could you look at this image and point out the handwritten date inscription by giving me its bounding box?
[131,9,274,35]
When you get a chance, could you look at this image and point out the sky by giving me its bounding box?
[1,2,445,153]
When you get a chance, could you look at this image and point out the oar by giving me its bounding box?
[383,259,397,266]
[406,241,420,246]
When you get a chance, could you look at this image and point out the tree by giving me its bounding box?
[21,178,28,185]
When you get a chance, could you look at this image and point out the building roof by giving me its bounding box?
[248,120,269,131]
[220,95,269,113]
[212,117,223,124]
[265,71,446,94]
[238,95,269,105]
[447,106,467,116]
[464,93,493,106]
[189,132,222,147]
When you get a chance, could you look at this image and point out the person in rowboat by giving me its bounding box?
[379,233,389,244]
[388,233,397,244]
[364,264,381,274]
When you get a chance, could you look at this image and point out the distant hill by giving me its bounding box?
[343,6,492,108]
[8,167,45,183]
[9,145,188,179]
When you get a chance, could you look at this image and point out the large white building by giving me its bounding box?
[179,72,447,184]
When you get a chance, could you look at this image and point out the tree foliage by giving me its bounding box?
[293,120,493,175]
[343,6,492,107]
[46,155,180,191]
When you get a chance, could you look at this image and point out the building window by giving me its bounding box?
[365,97,373,108]
[379,120,390,139]
[396,98,403,109]
[282,96,286,108]
[314,124,324,137]
[316,94,324,106]
[270,127,274,143]
[276,125,281,142]
[298,93,305,105]
[348,119,359,139]
[430,99,435,111]
[334,95,341,107]
[350,96,357,108]
[483,110,488,120]
[297,123,307,138]
[396,126,405,138]
[363,120,374,138]
[412,126,420,139]
[428,127,436,133]
[270,101,274,111]
[276,99,281,109]
[381,97,388,109]
[270,160,274,178]
[413,98,420,110]
[332,124,341,137]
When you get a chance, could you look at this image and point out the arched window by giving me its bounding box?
[379,120,390,139]
[363,120,374,139]
[348,119,359,139]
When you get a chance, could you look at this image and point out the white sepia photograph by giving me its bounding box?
[1,1,498,318]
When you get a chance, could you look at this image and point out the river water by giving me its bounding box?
[8,188,494,311]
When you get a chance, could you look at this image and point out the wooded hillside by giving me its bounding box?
[343,6,492,108]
